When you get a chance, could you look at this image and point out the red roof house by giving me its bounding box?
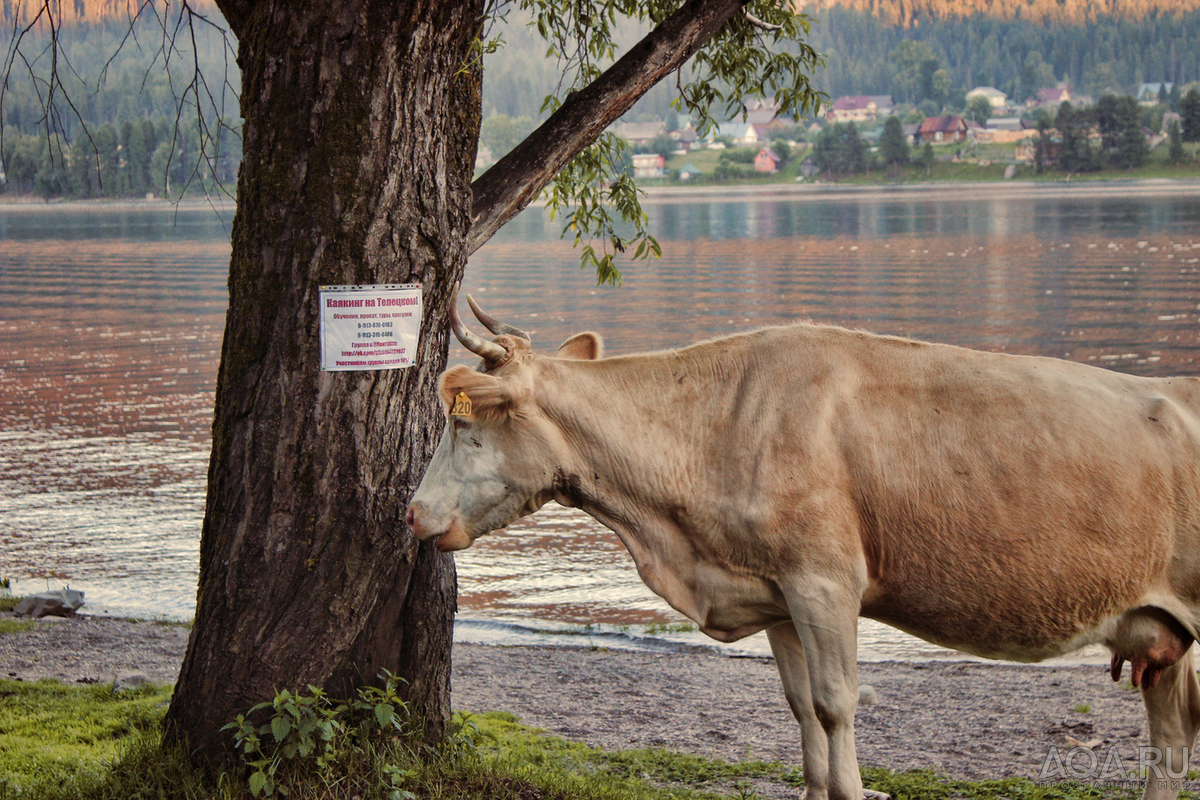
[916,115,969,144]
[754,147,782,173]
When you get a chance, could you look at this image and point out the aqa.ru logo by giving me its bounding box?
[1040,744,1192,786]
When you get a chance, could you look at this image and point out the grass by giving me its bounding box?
[0,618,34,635]
[642,622,697,635]
[0,596,21,613]
[0,679,1169,800]
[0,679,173,796]
[1074,703,1093,713]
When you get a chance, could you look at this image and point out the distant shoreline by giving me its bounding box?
[0,196,236,212]
[0,177,1196,213]
[635,176,1200,204]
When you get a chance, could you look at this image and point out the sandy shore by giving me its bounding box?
[1,611,1169,795]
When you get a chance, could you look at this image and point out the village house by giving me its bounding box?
[916,115,969,144]
[1034,87,1070,108]
[723,121,760,147]
[827,95,894,123]
[669,126,700,151]
[754,147,782,173]
[612,120,667,147]
[965,86,1008,109]
[745,98,795,132]
[631,153,666,178]
[972,117,1034,144]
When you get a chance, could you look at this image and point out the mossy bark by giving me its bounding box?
[163,0,482,762]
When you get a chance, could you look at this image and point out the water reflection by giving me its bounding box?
[1,194,1198,660]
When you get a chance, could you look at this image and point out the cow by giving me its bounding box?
[406,295,1200,800]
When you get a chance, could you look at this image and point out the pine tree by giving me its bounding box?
[1181,89,1200,146]
[1034,117,1051,174]
[1114,106,1149,169]
[1168,119,1185,164]
[1055,101,1098,173]
[880,115,909,168]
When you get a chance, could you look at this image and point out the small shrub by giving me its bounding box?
[224,671,420,799]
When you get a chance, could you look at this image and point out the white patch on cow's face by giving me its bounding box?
[408,415,550,551]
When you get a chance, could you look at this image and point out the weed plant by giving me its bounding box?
[0,577,19,613]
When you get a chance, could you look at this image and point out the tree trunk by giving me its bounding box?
[163,0,482,762]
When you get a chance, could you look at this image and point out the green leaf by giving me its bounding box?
[271,714,292,743]
[248,771,268,797]
[375,703,394,729]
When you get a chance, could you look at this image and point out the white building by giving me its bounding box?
[965,86,1008,109]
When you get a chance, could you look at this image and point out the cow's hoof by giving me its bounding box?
[863,791,892,800]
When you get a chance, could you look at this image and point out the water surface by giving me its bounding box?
[2,190,1198,661]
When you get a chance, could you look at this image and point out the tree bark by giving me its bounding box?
[163,0,483,762]
[164,0,754,767]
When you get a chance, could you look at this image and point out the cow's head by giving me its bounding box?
[405,293,603,552]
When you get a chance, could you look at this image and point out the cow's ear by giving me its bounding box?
[556,332,603,361]
[438,365,519,422]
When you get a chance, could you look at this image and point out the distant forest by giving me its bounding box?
[2,2,1199,197]
[0,12,239,197]
[805,5,1200,104]
[483,5,1200,125]
[807,0,1200,25]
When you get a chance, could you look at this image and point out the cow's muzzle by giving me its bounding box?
[405,503,473,552]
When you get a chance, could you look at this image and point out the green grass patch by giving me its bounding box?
[860,767,1145,800]
[0,596,22,613]
[643,622,697,635]
[0,678,173,796]
[0,618,34,635]
[0,680,1170,800]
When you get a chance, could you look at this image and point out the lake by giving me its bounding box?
[2,183,1199,660]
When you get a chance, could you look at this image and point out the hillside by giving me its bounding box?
[808,0,1200,25]
[0,0,220,25]
[4,0,1191,27]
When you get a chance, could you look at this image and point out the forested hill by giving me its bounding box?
[803,5,1200,102]
[808,0,1200,25]
[478,6,1200,122]
[6,0,1188,26]
[0,0,220,25]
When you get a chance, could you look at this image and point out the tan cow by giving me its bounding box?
[407,296,1200,800]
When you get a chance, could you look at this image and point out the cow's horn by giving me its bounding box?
[450,290,508,363]
[467,294,530,341]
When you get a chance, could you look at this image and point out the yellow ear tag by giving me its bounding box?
[450,392,473,417]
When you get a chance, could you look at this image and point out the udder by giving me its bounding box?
[1107,607,1194,690]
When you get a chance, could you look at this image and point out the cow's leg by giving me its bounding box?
[776,576,871,800]
[766,622,891,800]
[767,622,830,796]
[1139,646,1200,800]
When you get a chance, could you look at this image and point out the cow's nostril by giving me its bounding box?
[405,506,417,530]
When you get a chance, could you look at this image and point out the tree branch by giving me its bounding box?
[467,0,749,255]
